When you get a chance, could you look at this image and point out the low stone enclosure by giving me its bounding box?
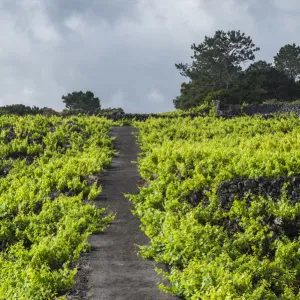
[188,176,300,209]
[102,112,208,121]
[102,102,300,120]
[216,101,300,118]
[55,101,300,121]
[187,175,300,241]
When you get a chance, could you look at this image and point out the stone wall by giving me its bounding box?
[101,111,209,121]
[187,176,300,239]
[188,176,300,210]
[216,101,300,118]
[218,176,300,211]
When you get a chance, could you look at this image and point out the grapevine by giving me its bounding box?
[130,114,300,299]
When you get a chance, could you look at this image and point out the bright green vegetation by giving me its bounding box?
[130,115,300,299]
[0,115,115,299]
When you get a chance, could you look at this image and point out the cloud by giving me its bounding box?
[0,0,299,113]
[147,88,166,105]
[64,14,84,33]
[272,0,300,12]
[0,0,65,108]
[109,90,126,108]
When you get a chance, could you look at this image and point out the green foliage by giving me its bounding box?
[243,61,299,102]
[160,102,215,117]
[130,115,300,299]
[0,115,115,299]
[176,30,259,88]
[203,89,236,104]
[0,104,41,116]
[173,81,212,109]
[174,30,259,109]
[0,105,60,117]
[174,32,300,110]
[174,61,300,109]
[274,43,300,81]
[62,91,101,114]
[41,107,59,116]
[99,107,125,115]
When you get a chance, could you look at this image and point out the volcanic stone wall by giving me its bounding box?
[102,112,209,121]
[218,176,300,210]
[188,176,300,211]
[216,101,300,118]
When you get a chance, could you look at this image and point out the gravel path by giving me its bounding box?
[67,127,177,300]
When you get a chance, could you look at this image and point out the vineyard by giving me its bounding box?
[130,114,300,299]
[0,115,114,299]
[1,113,300,299]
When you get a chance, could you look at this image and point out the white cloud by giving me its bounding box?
[30,13,61,43]
[0,0,65,109]
[147,88,165,104]
[64,14,87,35]
[108,90,126,108]
[0,0,299,113]
[272,0,300,12]
[18,0,62,44]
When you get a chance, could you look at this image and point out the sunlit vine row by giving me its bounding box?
[0,115,115,299]
[130,114,300,299]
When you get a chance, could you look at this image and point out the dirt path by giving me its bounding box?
[68,127,176,300]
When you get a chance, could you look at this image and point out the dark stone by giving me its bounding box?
[33,201,43,214]
[26,156,35,165]
[229,185,238,193]
[237,182,244,189]
[217,175,300,210]
[188,190,208,207]
[228,194,235,202]
[4,128,16,144]
[49,191,60,200]
[0,165,11,177]
[220,182,230,189]
[244,179,258,189]
[217,103,300,118]
[292,176,300,184]
[87,175,99,185]
[282,220,300,239]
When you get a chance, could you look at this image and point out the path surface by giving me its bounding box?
[68,127,176,300]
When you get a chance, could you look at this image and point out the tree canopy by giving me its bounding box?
[62,91,101,114]
[174,30,300,109]
[274,43,300,81]
[175,30,259,91]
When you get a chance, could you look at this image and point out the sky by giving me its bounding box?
[0,0,300,113]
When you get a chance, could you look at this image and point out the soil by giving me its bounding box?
[67,126,177,300]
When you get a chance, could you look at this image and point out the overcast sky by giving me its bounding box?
[0,0,299,113]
